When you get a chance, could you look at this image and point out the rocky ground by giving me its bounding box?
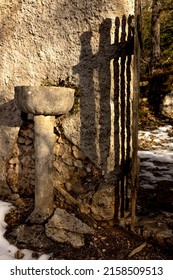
[2,196,173,260]
[1,98,173,260]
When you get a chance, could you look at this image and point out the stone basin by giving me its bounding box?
[14,86,74,115]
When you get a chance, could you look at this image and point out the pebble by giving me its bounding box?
[9,158,19,165]
[21,128,34,139]
[66,182,72,191]
[62,156,73,166]
[18,136,26,144]
[86,167,91,173]
[21,156,32,167]
[72,146,86,160]
[156,230,173,239]
[74,160,83,168]
[14,250,25,259]
[53,162,61,172]
[54,144,62,156]
[32,252,39,259]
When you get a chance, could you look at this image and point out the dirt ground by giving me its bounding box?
[3,193,173,260]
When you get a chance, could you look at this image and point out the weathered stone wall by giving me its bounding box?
[6,113,114,221]
[0,0,138,221]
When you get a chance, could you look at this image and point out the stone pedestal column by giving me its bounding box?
[14,86,74,223]
[32,115,55,223]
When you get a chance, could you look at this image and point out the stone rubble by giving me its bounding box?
[45,208,94,248]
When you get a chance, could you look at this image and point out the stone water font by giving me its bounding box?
[14,86,74,223]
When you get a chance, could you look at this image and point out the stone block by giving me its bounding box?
[91,184,115,220]
[45,208,94,248]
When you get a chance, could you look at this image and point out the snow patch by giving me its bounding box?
[139,126,173,189]
[0,200,50,260]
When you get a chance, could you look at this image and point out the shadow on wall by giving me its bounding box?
[0,99,21,127]
[73,15,134,172]
[73,15,134,218]
[0,98,21,197]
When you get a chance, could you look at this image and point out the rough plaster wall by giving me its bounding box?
[0,0,134,90]
[0,0,135,189]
